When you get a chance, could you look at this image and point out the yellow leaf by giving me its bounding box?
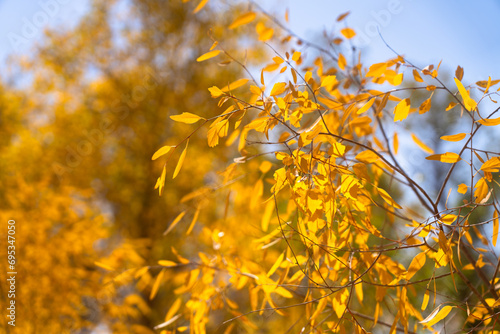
[480,157,500,172]
[196,50,221,62]
[256,22,274,41]
[421,290,430,310]
[426,152,461,163]
[338,53,346,70]
[186,208,200,235]
[152,146,174,160]
[158,260,177,267]
[292,51,301,62]
[165,298,182,322]
[173,140,189,179]
[261,200,274,232]
[170,112,205,124]
[221,78,249,92]
[193,0,209,13]
[163,211,186,235]
[474,177,489,202]
[441,214,457,225]
[406,252,426,280]
[150,268,165,300]
[390,73,403,86]
[208,86,224,98]
[394,98,410,122]
[95,261,115,271]
[355,150,379,163]
[457,183,468,194]
[477,116,500,126]
[494,210,499,247]
[357,98,375,114]
[267,252,284,277]
[413,69,423,82]
[340,27,356,39]
[440,133,466,142]
[229,12,256,29]
[366,63,387,78]
[321,75,337,89]
[411,133,434,154]
[270,82,287,96]
[454,77,477,111]
[420,305,454,327]
[377,187,402,209]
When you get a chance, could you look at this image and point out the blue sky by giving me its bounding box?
[1,0,499,84]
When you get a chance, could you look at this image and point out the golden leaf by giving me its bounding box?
[411,133,434,154]
[221,78,249,92]
[394,98,410,122]
[454,77,477,111]
[340,27,356,39]
[440,133,466,142]
[426,152,461,163]
[270,82,287,96]
[477,116,500,126]
[170,112,205,124]
[196,50,221,62]
[229,12,256,29]
[173,140,189,179]
[152,146,174,160]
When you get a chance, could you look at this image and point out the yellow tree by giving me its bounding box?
[0,0,256,333]
[148,1,500,333]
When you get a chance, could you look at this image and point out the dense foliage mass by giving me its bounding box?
[1,0,499,333]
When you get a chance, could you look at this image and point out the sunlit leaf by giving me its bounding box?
[477,117,500,126]
[229,12,256,29]
[170,112,205,124]
[152,146,174,160]
[440,133,466,142]
[420,305,454,327]
[411,133,434,154]
[340,28,356,39]
[221,78,249,92]
[394,98,410,122]
[426,152,461,163]
[164,211,186,235]
[454,77,477,111]
[377,187,402,209]
[173,140,189,179]
[196,50,221,62]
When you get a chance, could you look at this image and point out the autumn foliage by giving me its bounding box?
[2,0,500,333]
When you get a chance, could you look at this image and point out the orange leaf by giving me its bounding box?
[340,27,356,39]
[440,133,466,142]
[477,116,500,126]
[426,152,461,163]
[338,53,346,70]
[411,133,434,154]
[193,0,209,13]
